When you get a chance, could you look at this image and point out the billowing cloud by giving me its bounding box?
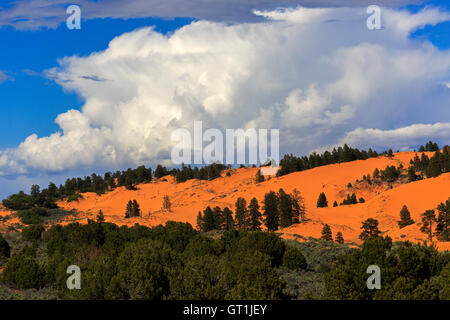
[1,5,450,184]
[0,0,423,29]
[317,123,450,153]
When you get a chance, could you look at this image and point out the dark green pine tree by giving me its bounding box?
[202,207,216,232]
[234,197,248,230]
[132,200,141,217]
[321,224,333,241]
[426,156,442,178]
[154,164,167,179]
[333,201,338,207]
[248,198,262,231]
[397,205,414,228]
[212,206,223,230]
[222,207,235,231]
[435,198,450,241]
[278,189,293,228]
[196,211,203,231]
[359,218,381,240]
[335,231,344,244]
[350,193,357,204]
[342,144,354,162]
[407,166,418,182]
[317,192,328,208]
[420,210,436,241]
[125,200,133,218]
[96,210,105,222]
[263,191,279,232]
[291,189,305,224]
[255,169,265,183]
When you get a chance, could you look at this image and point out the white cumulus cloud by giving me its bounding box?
[1,5,450,187]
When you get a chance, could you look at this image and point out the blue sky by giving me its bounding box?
[1,0,448,148]
[0,0,449,198]
[0,16,194,148]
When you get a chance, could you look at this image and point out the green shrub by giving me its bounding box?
[17,207,49,225]
[22,225,45,241]
[283,247,307,270]
[2,253,45,289]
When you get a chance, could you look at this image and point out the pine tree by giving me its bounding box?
[335,232,344,244]
[125,200,133,218]
[291,189,305,223]
[234,197,248,229]
[420,210,436,242]
[407,166,418,182]
[333,201,338,207]
[316,192,328,208]
[398,205,414,228]
[248,198,262,231]
[321,224,333,241]
[132,200,141,217]
[263,191,279,232]
[222,207,235,231]
[435,198,450,241]
[373,168,380,179]
[196,211,203,231]
[278,189,293,228]
[213,206,223,230]
[154,164,167,179]
[202,207,216,232]
[96,210,105,222]
[359,218,381,240]
[255,169,265,183]
[387,149,394,158]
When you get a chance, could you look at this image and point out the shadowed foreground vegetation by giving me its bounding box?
[0,221,448,300]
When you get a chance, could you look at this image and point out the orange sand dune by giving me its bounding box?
[53,151,449,250]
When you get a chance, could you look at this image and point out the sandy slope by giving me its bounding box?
[1,152,449,250]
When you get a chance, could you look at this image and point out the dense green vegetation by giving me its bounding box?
[0,220,448,300]
[197,189,305,232]
[325,236,450,300]
[278,144,379,176]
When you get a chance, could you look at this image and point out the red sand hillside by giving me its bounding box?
[1,151,449,250]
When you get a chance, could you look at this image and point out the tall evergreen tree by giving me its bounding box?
[132,200,141,217]
[125,200,133,218]
[359,218,381,240]
[420,210,436,242]
[435,198,450,241]
[234,197,248,230]
[213,206,223,230]
[316,192,328,208]
[335,232,344,244]
[321,224,333,241]
[196,211,203,231]
[222,207,235,231]
[248,198,262,231]
[255,169,265,183]
[263,191,279,232]
[398,205,414,228]
[202,207,216,232]
[291,189,305,223]
[96,210,105,222]
[278,189,293,228]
